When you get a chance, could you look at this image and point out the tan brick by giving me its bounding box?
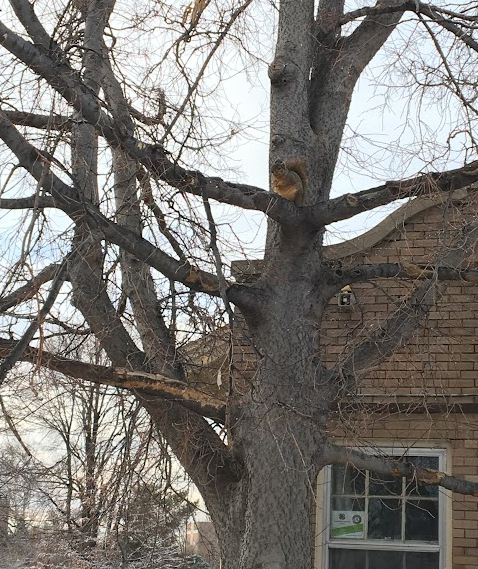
[454,538,477,547]
[454,556,478,564]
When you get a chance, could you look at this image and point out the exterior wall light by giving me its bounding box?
[338,285,356,310]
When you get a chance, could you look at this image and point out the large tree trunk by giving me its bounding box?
[221,440,324,568]
[213,265,332,568]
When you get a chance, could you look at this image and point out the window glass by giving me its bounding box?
[406,457,439,498]
[326,451,443,569]
[369,472,402,497]
[405,500,439,541]
[331,497,365,513]
[405,552,440,569]
[368,498,401,540]
[329,549,440,569]
[368,550,403,569]
[332,465,366,496]
[329,549,366,569]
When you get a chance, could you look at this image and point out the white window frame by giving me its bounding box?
[318,447,448,569]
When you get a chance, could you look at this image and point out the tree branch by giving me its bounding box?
[0,338,225,421]
[1,110,72,130]
[0,395,34,459]
[0,262,64,312]
[341,0,404,76]
[0,259,68,387]
[0,24,300,224]
[325,442,478,496]
[112,148,186,377]
[332,263,478,289]
[328,216,478,389]
[309,1,403,197]
[138,167,189,264]
[9,0,61,50]
[318,161,478,226]
[330,280,436,388]
[67,221,239,507]
[341,1,478,53]
[0,195,56,209]
[0,110,223,295]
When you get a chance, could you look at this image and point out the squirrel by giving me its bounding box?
[271,158,308,205]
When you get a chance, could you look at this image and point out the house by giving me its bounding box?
[231,187,478,569]
[186,520,220,569]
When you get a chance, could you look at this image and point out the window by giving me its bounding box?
[321,448,446,569]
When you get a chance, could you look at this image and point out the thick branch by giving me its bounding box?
[9,0,60,50]
[0,338,225,420]
[84,204,222,294]
[332,281,435,386]
[309,2,403,197]
[341,0,404,77]
[0,25,300,224]
[333,263,478,289]
[67,223,239,505]
[341,2,478,53]
[0,195,56,209]
[329,216,478,388]
[325,442,478,496]
[0,110,80,205]
[113,149,185,377]
[84,0,132,136]
[0,110,223,295]
[319,161,478,226]
[2,110,72,130]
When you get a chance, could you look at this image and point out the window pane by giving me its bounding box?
[329,548,366,569]
[331,497,365,512]
[332,465,366,496]
[369,471,402,497]
[406,457,439,497]
[409,456,439,470]
[368,498,401,539]
[368,550,403,569]
[405,551,439,568]
[405,500,439,541]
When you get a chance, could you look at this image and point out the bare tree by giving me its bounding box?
[2,0,478,567]
[0,365,197,568]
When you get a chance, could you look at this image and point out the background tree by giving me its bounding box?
[0,362,198,568]
[2,1,478,568]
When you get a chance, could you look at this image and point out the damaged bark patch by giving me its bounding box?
[401,261,435,279]
[116,368,225,416]
[416,467,446,485]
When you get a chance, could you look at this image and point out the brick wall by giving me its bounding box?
[319,189,478,569]
[321,189,478,402]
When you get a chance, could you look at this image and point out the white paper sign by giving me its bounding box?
[331,510,365,539]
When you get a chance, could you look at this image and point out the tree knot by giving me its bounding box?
[268,59,296,86]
